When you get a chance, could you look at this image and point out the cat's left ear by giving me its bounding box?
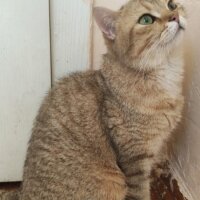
[94,7,118,40]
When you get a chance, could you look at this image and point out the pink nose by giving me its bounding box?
[169,14,179,23]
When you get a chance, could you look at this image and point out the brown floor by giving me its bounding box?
[151,173,187,200]
[0,175,187,200]
[0,182,21,191]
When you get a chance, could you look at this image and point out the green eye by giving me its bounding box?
[138,14,155,25]
[168,0,177,10]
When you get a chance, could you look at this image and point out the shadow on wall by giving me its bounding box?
[170,1,200,200]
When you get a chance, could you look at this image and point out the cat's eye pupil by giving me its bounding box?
[168,0,177,10]
[144,17,149,23]
[138,15,154,25]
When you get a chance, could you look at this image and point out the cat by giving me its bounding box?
[0,0,186,199]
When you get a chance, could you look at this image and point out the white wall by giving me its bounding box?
[50,0,93,82]
[0,0,51,182]
[0,0,93,182]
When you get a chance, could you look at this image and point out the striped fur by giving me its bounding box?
[0,0,186,199]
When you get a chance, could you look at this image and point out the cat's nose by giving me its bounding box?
[169,13,179,23]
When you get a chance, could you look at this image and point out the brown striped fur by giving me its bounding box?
[0,0,186,200]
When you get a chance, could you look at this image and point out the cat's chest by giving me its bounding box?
[104,97,183,143]
[103,95,183,162]
[156,60,184,99]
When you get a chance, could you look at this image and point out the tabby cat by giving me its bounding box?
[1,0,186,199]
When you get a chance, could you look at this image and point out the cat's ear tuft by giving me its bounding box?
[94,7,118,40]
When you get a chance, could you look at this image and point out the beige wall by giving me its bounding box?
[93,1,200,200]
[170,1,200,200]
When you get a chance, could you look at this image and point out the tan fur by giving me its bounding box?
[0,0,186,200]
[0,190,18,200]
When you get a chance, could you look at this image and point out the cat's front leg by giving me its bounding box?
[120,157,153,200]
[125,171,150,200]
[151,141,171,180]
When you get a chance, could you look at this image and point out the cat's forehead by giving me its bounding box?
[140,0,170,16]
[124,0,177,18]
[126,0,171,11]
[140,0,170,10]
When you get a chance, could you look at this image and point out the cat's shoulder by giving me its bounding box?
[45,70,103,106]
[55,70,101,93]
[34,70,103,123]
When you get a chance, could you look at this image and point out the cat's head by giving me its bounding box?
[94,0,187,70]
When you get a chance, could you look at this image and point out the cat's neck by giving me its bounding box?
[100,49,184,114]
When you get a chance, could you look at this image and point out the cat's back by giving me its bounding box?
[29,70,106,154]
[44,70,102,115]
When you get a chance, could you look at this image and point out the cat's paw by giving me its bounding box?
[151,160,170,181]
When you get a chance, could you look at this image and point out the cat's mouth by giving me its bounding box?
[175,21,186,36]
[172,25,183,41]
[171,19,186,42]
[160,20,186,45]
[178,22,186,31]
[178,16,187,30]
[173,19,186,39]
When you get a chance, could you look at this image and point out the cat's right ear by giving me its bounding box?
[94,7,118,40]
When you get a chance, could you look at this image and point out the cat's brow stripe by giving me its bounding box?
[140,1,152,10]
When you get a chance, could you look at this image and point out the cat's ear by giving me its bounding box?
[94,7,118,40]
